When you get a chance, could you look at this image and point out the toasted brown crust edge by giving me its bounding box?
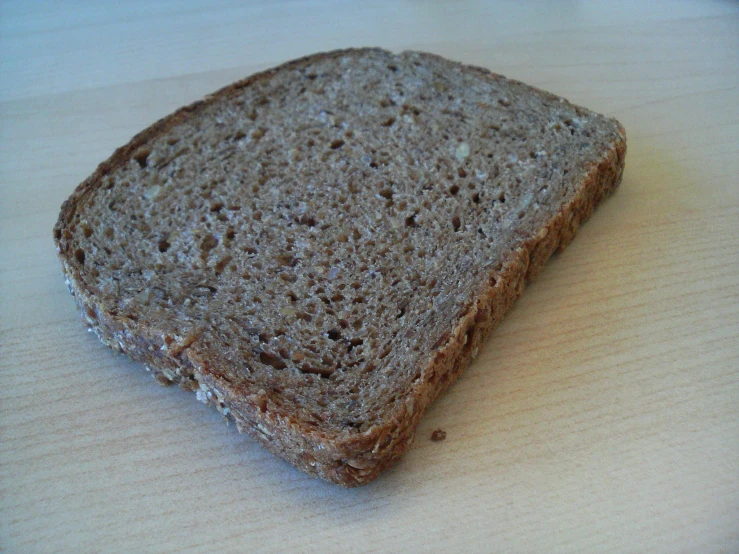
[54,48,626,487]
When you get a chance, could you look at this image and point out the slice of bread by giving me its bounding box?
[54,48,626,486]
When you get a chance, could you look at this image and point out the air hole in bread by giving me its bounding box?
[347,338,363,352]
[133,148,151,168]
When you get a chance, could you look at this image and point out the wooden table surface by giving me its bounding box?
[2,1,738,552]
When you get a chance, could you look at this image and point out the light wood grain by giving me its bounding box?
[1,1,738,552]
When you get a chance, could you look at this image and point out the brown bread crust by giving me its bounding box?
[54,48,626,486]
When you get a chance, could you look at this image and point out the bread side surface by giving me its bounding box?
[54,48,626,486]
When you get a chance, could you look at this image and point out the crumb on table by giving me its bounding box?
[431,429,447,442]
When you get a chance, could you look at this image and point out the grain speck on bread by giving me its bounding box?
[54,48,626,486]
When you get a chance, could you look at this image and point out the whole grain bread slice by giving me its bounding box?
[54,48,626,486]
